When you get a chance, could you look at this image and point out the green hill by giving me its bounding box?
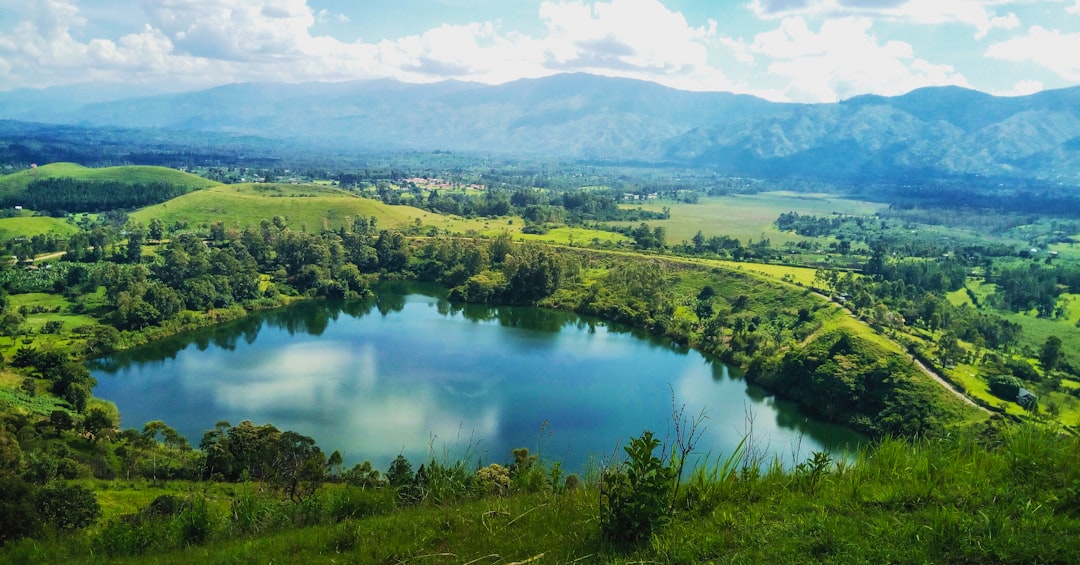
[0,163,217,196]
[129,182,496,234]
[0,163,218,213]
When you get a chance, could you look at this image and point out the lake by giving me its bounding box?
[92,283,864,473]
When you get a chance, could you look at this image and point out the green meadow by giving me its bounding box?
[0,214,80,240]
[613,191,887,245]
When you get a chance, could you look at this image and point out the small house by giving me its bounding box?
[1016,388,1038,410]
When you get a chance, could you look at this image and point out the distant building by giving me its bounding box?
[1017,388,1038,410]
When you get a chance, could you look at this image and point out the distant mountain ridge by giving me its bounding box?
[1,74,1078,183]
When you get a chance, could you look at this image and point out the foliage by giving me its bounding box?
[5,178,199,213]
[753,331,956,437]
[988,374,1023,401]
[600,430,674,545]
[34,483,101,530]
[0,474,41,545]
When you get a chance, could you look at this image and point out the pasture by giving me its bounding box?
[612,191,887,245]
[515,226,630,245]
[0,215,80,240]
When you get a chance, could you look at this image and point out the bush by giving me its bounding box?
[988,374,1022,401]
[94,516,158,557]
[35,483,100,531]
[600,430,674,546]
[1007,359,1041,382]
[0,476,42,545]
[173,497,213,546]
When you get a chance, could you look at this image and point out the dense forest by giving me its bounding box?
[0,178,198,213]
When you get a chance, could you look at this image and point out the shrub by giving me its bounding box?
[988,374,1022,401]
[600,430,674,546]
[474,464,510,496]
[94,516,157,557]
[35,483,100,531]
[173,497,213,546]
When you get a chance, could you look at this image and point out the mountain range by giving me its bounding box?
[2,73,1078,183]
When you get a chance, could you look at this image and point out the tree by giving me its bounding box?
[82,407,114,442]
[49,410,74,437]
[1040,335,1063,377]
[0,311,25,344]
[148,218,166,242]
[267,431,327,502]
[143,420,190,451]
[386,454,414,488]
[125,224,144,263]
[691,230,706,252]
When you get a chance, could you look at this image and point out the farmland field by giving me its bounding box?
[612,191,887,245]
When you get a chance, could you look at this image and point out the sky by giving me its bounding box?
[0,0,1077,102]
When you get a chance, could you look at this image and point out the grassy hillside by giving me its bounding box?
[130,183,620,241]
[0,163,218,197]
[130,182,502,234]
[0,214,79,240]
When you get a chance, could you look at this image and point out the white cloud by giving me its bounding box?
[0,0,225,87]
[993,79,1044,97]
[535,0,731,90]
[0,0,743,93]
[315,9,349,24]
[1069,1,1080,15]
[749,16,969,102]
[748,0,1020,39]
[145,0,316,61]
[985,25,1080,82]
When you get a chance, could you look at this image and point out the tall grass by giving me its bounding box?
[3,424,1079,563]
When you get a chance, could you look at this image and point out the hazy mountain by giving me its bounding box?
[2,74,1078,183]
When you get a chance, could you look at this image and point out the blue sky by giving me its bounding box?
[0,0,1077,102]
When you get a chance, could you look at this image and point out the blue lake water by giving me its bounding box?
[92,283,863,473]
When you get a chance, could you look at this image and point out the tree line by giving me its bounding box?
[1,178,198,213]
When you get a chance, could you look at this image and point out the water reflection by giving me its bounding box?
[92,285,863,472]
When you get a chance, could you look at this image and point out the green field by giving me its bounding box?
[515,226,630,245]
[705,259,822,286]
[0,214,80,240]
[0,163,218,197]
[613,191,887,245]
[1,293,98,359]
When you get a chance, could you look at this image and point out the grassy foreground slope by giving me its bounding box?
[4,427,1077,564]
